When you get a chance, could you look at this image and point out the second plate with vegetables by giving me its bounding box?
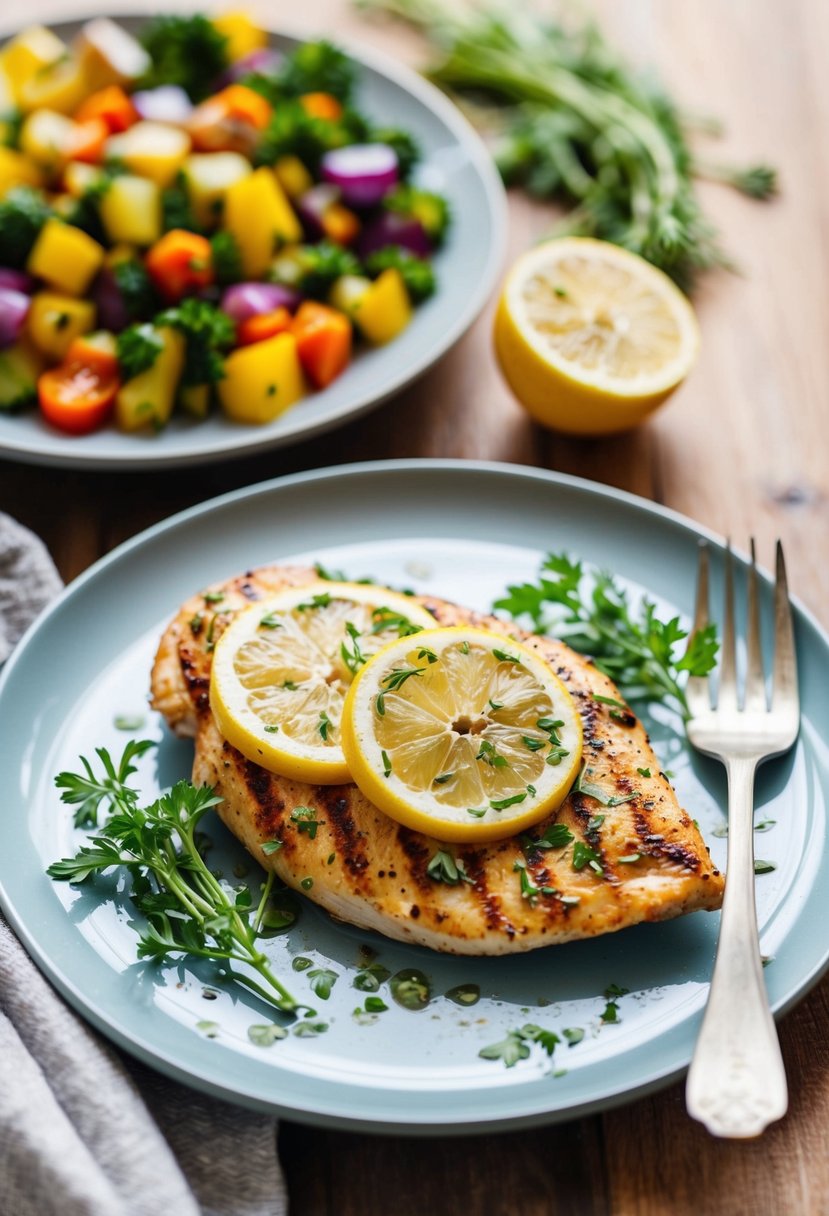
[0,12,505,468]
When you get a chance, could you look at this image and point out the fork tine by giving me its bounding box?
[772,540,799,710]
[685,540,712,715]
[718,541,739,712]
[744,538,767,712]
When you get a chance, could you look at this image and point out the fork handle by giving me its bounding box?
[686,755,787,1137]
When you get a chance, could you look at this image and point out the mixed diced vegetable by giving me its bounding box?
[0,12,450,435]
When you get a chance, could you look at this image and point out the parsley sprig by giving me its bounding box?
[494,552,718,718]
[48,743,301,1015]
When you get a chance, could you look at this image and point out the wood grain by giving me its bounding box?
[1,2,828,1213]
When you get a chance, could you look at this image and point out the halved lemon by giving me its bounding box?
[494,236,699,436]
[341,627,583,842]
[209,582,437,784]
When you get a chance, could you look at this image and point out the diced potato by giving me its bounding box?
[28,292,96,360]
[329,274,371,319]
[18,56,89,115]
[224,168,302,278]
[211,12,267,63]
[63,160,104,197]
[274,155,313,200]
[0,146,44,192]
[27,218,105,296]
[0,26,66,101]
[20,110,76,171]
[0,340,44,412]
[76,18,151,91]
[218,332,306,424]
[99,175,162,246]
[105,121,192,188]
[353,269,412,344]
[115,326,185,431]
[181,152,250,228]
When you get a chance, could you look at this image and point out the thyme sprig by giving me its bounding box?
[360,0,776,289]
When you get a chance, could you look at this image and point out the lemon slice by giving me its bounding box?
[494,236,699,436]
[209,582,437,784]
[341,627,583,842]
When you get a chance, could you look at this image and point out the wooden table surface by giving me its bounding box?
[2,2,828,1212]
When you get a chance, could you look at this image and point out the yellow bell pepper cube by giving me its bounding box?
[274,155,313,200]
[18,56,89,115]
[27,219,105,297]
[218,332,306,424]
[105,122,192,189]
[115,326,185,432]
[99,176,162,247]
[63,161,105,198]
[0,26,65,101]
[76,18,151,91]
[353,269,412,345]
[19,110,76,171]
[28,292,96,361]
[0,146,44,193]
[181,152,251,229]
[223,168,302,279]
[211,12,267,64]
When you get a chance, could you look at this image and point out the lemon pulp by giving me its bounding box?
[494,236,699,435]
[209,581,437,783]
[342,627,583,842]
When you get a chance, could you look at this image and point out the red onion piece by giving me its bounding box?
[91,268,130,333]
[356,211,432,260]
[220,282,301,322]
[0,268,35,294]
[0,288,30,349]
[132,86,193,125]
[321,144,399,208]
[295,184,340,238]
[219,47,284,85]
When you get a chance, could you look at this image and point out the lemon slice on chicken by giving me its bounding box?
[341,627,583,842]
[210,582,437,783]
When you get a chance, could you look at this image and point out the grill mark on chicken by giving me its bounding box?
[150,563,725,956]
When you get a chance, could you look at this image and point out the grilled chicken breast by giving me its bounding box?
[151,565,723,956]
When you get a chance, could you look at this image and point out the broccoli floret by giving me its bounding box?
[116,324,165,380]
[254,100,369,172]
[365,247,436,303]
[296,242,361,297]
[370,128,421,181]
[210,231,243,287]
[140,15,229,102]
[386,185,451,245]
[0,187,52,270]
[278,41,355,103]
[113,260,159,323]
[0,344,40,412]
[156,298,235,386]
[161,177,202,235]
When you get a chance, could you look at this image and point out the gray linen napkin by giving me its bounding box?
[0,513,287,1216]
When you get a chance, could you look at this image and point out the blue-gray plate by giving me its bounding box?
[1,460,827,1132]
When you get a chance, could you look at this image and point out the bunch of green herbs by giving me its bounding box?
[359,0,776,289]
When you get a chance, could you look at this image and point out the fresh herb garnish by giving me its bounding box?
[490,793,526,811]
[318,711,331,741]
[476,739,509,768]
[600,984,630,1024]
[389,968,431,1011]
[479,1023,560,1068]
[340,621,366,674]
[307,968,338,1000]
[290,807,322,840]
[495,553,719,717]
[248,1023,289,1047]
[427,850,473,885]
[48,743,300,1014]
[445,983,480,1007]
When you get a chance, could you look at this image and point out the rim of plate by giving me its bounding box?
[2,458,829,1133]
[0,10,507,471]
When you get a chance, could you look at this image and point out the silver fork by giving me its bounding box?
[684,539,800,1138]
